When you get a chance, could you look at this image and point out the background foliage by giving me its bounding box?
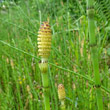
[0,0,110,110]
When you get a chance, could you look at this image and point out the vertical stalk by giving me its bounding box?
[38,22,52,110]
[86,0,103,110]
[39,61,50,110]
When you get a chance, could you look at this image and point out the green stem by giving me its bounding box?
[39,60,50,110]
[60,101,66,110]
[86,0,103,110]
[41,73,50,110]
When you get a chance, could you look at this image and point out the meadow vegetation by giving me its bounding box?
[0,0,110,110]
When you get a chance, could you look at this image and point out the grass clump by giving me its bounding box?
[0,0,110,110]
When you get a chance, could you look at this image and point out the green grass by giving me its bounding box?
[0,0,110,110]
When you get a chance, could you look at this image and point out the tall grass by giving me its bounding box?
[0,0,110,110]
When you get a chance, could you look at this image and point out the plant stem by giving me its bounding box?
[86,0,103,110]
[60,101,66,110]
[39,60,50,110]
[41,72,50,110]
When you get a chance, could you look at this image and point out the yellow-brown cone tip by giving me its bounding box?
[37,22,52,58]
[58,84,66,100]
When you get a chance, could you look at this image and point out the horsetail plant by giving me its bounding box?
[38,21,52,110]
[58,84,66,110]
[86,0,103,110]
